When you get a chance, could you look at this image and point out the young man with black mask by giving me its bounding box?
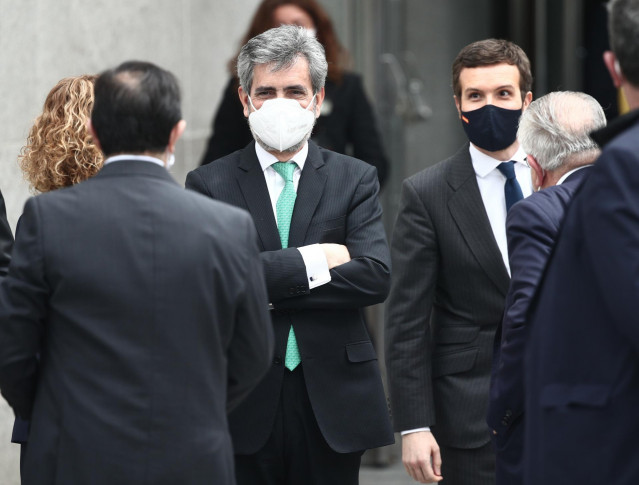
[385,39,533,485]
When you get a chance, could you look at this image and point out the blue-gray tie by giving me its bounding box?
[497,161,524,212]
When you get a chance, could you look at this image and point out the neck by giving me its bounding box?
[622,83,639,111]
[472,140,520,162]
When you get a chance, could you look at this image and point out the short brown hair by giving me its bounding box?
[452,39,533,101]
[19,75,103,193]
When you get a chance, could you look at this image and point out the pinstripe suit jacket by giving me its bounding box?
[186,140,394,454]
[385,143,510,449]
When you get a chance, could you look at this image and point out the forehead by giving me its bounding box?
[459,63,521,92]
[251,57,312,92]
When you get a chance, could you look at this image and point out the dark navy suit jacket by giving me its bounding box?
[524,110,639,484]
[487,167,591,485]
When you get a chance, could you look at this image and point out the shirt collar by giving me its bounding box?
[556,164,592,185]
[104,154,166,168]
[255,141,308,172]
[469,143,528,178]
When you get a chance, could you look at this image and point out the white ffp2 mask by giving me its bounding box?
[248,95,316,152]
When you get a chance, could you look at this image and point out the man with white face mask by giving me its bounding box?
[186,25,393,485]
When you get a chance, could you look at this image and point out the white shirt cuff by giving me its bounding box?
[297,244,331,289]
[401,427,431,436]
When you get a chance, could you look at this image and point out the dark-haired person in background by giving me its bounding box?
[0,60,273,485]
[200,0,389,188]
[385,39,533,484]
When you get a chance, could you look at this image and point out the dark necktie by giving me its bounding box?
[271,161,301,371]
[497,161,524,212]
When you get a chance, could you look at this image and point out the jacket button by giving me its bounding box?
[273,357,282,365]
[505,409,513,417]
[492,429,498,435]
[501,419,508,427]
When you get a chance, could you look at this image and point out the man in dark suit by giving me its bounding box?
[385,39,533,484]
[525,1,639,483]
[487,91,606,485]
[0,61,274,485]
[186,25,393,485]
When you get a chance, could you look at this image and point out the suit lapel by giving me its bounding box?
[236,143,282,251]
[447,146,510,296]
[288,142,326,248]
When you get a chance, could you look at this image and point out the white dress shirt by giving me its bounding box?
[104,154,166,167]
[470,143,532,274]
[254,142,331,289]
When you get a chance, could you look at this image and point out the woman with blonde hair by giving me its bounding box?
[11,74,102,456]
[19,74,103,193]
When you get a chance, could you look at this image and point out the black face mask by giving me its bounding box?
[460,104,522,152]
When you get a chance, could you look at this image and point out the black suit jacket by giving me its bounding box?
[186,140,394,454]
[487,167,590,483]
[525,111,639,484]
[200,73,389,187]
[385,144,510,449]
[0,160,274,485]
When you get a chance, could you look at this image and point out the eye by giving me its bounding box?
[499,89,512,97]
[468,92,481,100]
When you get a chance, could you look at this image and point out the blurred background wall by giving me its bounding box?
[0,1,615,482]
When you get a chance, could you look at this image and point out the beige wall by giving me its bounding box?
[0,1,260,481]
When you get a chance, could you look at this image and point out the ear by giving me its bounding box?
[87,119,103,153]
[312,87,326,118]
[167,120,187,153]
[604,50,623,88]
[522,91,533,111]
[527,154,544,190]
[239,86,251,118]
[454,95,462,118]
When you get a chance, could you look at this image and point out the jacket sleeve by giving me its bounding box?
[384,178,438,431]
[271,165,391,310]
[0,189,14,277]
[488,198,557,432]
[0,198,47,419]
[226,214,274,412]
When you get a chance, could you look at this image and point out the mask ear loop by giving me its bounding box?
[248,95,258,112]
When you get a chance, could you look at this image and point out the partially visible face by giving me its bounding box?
[455,63,532,115]
[239,56,322,117]
[273,4,315,29]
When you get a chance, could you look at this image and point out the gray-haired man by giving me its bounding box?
[488,91,605,485]
[186,25,393,484]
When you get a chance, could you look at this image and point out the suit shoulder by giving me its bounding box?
[188,149,242,178]
[404,146,468,191]
[318,146,374,177]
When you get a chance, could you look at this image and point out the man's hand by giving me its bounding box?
[402,431,443,483]
[320,243,351,269]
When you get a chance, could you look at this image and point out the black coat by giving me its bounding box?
[0,160,274,485]
[186,140,394,454]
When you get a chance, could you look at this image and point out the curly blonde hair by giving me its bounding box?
[19,75,103,193]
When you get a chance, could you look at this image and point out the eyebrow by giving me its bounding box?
[464,84,516,93]
[254,84,309,93]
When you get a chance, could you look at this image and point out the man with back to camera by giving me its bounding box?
[186,25,394,485]
[488,91,606,485]
[0,60,274,485]
[385,39,533,484]
[524,0,639,482]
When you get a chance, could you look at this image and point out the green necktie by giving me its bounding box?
[271,162,301,371]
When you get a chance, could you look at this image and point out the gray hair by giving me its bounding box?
[608,0,639,86]
[237,25,328,94]
[517,91,606,171]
